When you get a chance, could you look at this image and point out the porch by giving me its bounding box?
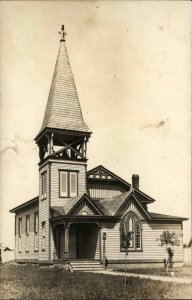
[52,221,102,261]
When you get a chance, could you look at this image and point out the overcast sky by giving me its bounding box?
[0,1,191,248]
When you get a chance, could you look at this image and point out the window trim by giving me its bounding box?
[59,170,78,198]
[41,171,47,200]
[34,212,39,252]
[25,215,30,253]
[120,212,143,252]
[42,221,46,252]
[18,218,22,253]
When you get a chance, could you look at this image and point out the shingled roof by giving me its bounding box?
[38,36,91,136]
[149,212,188,221]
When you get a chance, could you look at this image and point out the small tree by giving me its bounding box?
[123,232,132,289]
[158,230,181,273]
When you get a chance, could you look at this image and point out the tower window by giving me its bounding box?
[42,222,46,251]
[34,212,39,251]
[59,171,78,197]
[41,172,47,200]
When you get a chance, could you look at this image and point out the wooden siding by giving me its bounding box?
[50,161,86,206]
[100,222,183,262]
[39,163,50,261]
[88,182,127,199]
[15,205,39,260]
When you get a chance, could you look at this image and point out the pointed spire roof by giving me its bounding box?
[38,26,91,137]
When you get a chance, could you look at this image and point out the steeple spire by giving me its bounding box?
[35,26,91,163]
[59,25,67,42]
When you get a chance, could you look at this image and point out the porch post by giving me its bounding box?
[64,224,69,258]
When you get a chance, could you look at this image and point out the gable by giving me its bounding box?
[70,199,100,216]
[87,165,130,199]
[88,165,131,185]
[67,194,103,216]
[115,194,151,220]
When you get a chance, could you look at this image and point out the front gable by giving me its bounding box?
[115,194,151,221]
[67,194,103,216]
[87,165,131,185]
[87,165,130,200]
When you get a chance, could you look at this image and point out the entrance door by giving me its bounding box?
[76,223,99,259]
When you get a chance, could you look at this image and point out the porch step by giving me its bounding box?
[69,260,103,272]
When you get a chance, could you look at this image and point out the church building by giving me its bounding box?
[10,26,187,270]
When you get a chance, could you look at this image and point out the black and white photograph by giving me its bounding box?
[0,1,191,299]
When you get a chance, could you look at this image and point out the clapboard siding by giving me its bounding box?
[50,161,86,206]
[88,182,126,199]
[15,205,39,260]
[101,222,183,262]
[39,164,50,261]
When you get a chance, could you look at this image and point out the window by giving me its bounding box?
[136,222,141,249]
[120,212,142,252]
[18,218,22,252]
[42,222,45,251]
[59,171,78,197]
[34,212,39,251]
[25,215,30,252]
[41,172,47,199]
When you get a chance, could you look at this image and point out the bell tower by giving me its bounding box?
[35,26,92,261]
[35,25,91,163]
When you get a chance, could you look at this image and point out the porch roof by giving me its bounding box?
[50,215,119,224]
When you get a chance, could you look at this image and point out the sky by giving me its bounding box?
[0,1,191,248]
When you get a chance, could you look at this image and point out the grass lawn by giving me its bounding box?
[0,264,191,299]
[110,265,192,279]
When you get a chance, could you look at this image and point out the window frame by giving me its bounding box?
[25,215,30,252]
[41,171,47,200]
[18,218,22,253]
[42,221,46,252]
[34,212,39,252]
[59,170,78,198]
[120,212,143,252]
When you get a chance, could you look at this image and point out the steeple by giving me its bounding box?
[35,26,92,163]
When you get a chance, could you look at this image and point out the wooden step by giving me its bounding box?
[69,260,103,272]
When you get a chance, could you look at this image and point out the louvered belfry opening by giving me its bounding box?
[35,26,92,163]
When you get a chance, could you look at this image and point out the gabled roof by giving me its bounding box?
[99,191,151,219]
[87,165,132,187]
[53,193,108,216]
[115,193,151,220]
[88,165,155,203]
[149,212,188,221]
[10,196,39,213]
[51,206,65,216]
[67,193,104,216]
[36,39,91,139]
[99,191,132,216]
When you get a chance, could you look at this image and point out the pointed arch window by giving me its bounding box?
[120,212,142,252]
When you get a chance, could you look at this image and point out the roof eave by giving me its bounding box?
[35,127,92,143]
[10,196,39,213]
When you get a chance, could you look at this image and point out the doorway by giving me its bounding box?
[75,223,100,259]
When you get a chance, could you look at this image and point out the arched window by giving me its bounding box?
[120,212,142,252]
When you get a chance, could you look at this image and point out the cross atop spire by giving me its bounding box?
[59,25,67,42]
